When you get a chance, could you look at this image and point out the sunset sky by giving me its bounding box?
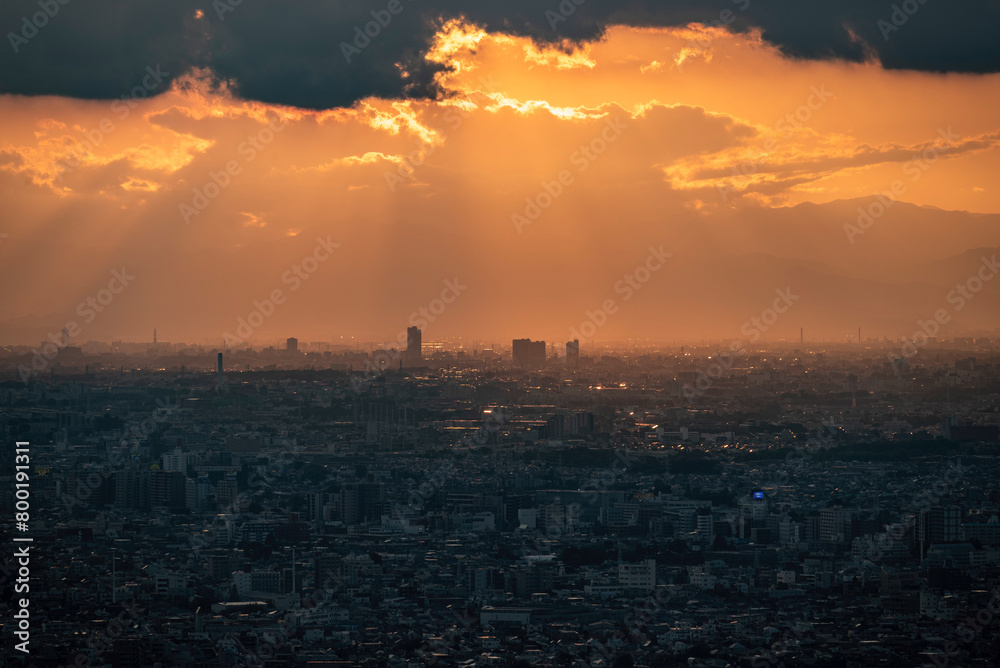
[1,1,999,346]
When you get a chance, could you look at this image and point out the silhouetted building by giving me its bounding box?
[820,506,853,543]
[545,414,565,439]
[920,506,963,545]
[64,468,112,507]
[286,337,298,354]
[151,470,186,509]
[943,417,999,442]
[566,339,580,366]
[405,326,422,363]
[738,493,768,540]
[114,470,151,511]
[512,338,546,366]
[161,447,187,473]
[216,476,239,507]
[340,481,386,525]
[510,563,555,597]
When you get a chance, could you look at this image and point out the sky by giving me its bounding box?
[1,1,999,347]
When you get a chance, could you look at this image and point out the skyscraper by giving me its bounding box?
[919,506,962,545]
[286,337,298,354]
[114,469,151,511]
[150,470,186,509]
[405,326,422,364]
[217,352,224,391]
[162,447,187,473]
[340,481,386,525]
[512,339,546,366]
[566,339,580,366]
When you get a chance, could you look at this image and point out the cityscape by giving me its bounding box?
[1,333,999,666]
[2,0,1000,666]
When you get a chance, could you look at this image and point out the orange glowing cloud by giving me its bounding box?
[0,19,998,344]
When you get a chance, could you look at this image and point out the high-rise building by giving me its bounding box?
[738,493,768,540]
[820,506,853,543]
[466,566,502,593]
[216,476,239,507]
[286,337,299,354]
[511,563,555,597]
[919,506,962,545]
[113,470,151,511]
[151,470,186,509]
[309,492,327,524]
[696,512,714,545]
[545,414,565,439]
[64,468,112,507]
[186,475,214,512]
[405,326,422,364]
[217,352,224,391]
[618,559,656,591]
[162,447,187,473]
[566,339,580,366]
[234,570,282,595]
[340,481,386,525]
[512,338,546,366]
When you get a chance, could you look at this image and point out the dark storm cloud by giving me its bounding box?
[2,1,998,109]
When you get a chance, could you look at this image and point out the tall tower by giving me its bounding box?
[217,352,224,391]
[406,326,422,364]
[286,337,299,354]
[566,339,580,366]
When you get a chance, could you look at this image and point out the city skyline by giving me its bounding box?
[2,2,999,665]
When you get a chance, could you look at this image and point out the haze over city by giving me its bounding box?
[2,2,1000,667]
